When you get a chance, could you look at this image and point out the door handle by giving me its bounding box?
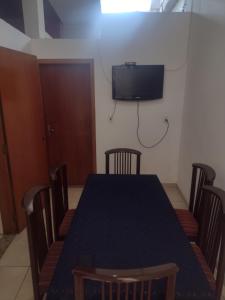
[47,124,55,136]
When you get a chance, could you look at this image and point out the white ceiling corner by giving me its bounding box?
[49,0,101,24]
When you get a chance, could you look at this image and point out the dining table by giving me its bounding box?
[46,174,216,300]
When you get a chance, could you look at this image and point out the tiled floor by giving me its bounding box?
[0,185,190,300]
[0,235,14,258]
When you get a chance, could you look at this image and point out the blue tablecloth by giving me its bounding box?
[47,174,216,300]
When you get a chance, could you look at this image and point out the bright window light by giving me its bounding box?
[100,0,152,14]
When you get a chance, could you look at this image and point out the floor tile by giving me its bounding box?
[163,184,188,209]
[0,229,29,267]
[68,186,83,209]
[15,268,33,300]
[163,184,185,202]
[0,235,14,258]
[171,201,188,209]
[0,266,28,300]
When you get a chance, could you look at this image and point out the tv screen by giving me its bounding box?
[112,65,164,101]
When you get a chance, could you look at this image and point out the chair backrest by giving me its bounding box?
[189,163,216,221]
[105,148,141,175]
[50,163,69,240]
[23,185,53,300]
[73,264,179,300]
[198,185,225,300]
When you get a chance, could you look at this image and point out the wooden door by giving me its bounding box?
[39,60,96,185]
[0,47,49,233]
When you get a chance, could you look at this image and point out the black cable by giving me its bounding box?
[136,101,169,148]
[109,100,118,121]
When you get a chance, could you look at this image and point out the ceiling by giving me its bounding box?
[0,0,24,32]
[49,0,181,25]
[49,0,101,24]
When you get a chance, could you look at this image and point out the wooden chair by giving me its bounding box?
[175,163,216,240]
[23,186,64,300]
[105,148,142,175]
[73,263,179,300]
[191,185,225,300]
[50,163,76,240]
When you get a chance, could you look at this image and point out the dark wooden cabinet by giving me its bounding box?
[0,47,49,233]
[0,51,96,233]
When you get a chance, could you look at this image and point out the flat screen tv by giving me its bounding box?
[112,65,164,101]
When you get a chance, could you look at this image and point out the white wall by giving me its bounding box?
[60,21,101,39]
[178,0,225,200]
[22,0,44,38]
[22,0,51,39]
[173,0,192,12]
[0,19,30,52]
[30,13,190,182]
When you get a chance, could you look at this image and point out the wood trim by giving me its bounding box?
[38,59,97,174]
[38,59,93,65]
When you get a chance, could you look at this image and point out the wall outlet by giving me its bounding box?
[164,117,169,123]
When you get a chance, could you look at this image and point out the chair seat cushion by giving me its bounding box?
[191,244,216,291]
[59,209,76,238]
[175,209,198,239]
[39,241,64,294]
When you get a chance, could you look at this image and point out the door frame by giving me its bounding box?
[38,59,97,176]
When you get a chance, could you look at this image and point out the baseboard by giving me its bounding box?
[162,182,188,204]
[162,183,177,188]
